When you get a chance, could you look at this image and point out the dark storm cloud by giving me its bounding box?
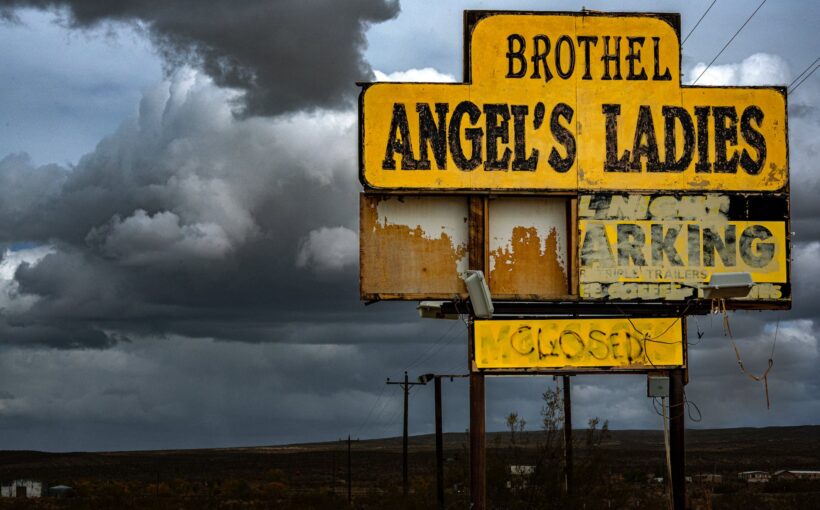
[0,0,399,116]
[0,70,411,348]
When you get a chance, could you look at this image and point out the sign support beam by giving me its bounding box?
[670,368,686,510]
[468,196,487,510]
[563,375,573,496]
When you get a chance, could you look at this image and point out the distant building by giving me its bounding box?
[0,480,42,498]
[507,465,535,490]
[738,471,770,483]
[694,473,723,484]
[773,470,820,480]
[47,485,75,498]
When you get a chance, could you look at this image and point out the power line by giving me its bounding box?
[354,384,388,438]
[682,0,718,46]
[692,0,768,85]
[790,63,819,94]
[788,56,820,89]
[403,320,461,371]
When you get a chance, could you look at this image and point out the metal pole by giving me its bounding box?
[670,368,686,510]
[435,376,444,510]
[562,375,573,496]
[347,435,352,505]
[403,370,410,496]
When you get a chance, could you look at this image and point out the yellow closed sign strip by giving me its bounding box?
[475,318,684,370]
[360,13,787,192]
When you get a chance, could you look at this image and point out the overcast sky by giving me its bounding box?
[0,0,817,452]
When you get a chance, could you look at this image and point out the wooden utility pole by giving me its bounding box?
[387,371,424,496]
[467,196,487,510]
[562,375,573,496]
[670,368,686,510]
[434,375,444,510]
[347,435,352,504]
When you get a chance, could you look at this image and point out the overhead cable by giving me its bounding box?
[692,0,768,85]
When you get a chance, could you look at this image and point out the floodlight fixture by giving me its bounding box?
[418,373,435,384]
[462,270,494,319]
[417,301,459,320]
[702,272,753,299]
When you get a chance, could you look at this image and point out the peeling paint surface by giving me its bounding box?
[475,318,684,371]
[361,195,468,297]
[488,198,568,297]
[578,193,790,303]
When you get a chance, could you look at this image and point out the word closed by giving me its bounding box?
[475,318,684,371]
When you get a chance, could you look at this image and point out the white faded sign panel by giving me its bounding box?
[488,198,569,298]
[360,195,468,299]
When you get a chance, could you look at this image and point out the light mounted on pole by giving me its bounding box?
[702,272,754,299]
[462,270,493,319]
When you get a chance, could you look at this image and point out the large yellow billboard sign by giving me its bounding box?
[360,12,787,192]
[475,318,684,371]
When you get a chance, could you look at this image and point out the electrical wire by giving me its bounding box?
[692,0,768,85]
[788,57,820,89]
[790,64,819,94]
[403,320,460,371]
[354,384,388,438]
[719,302,778,409]
[682,0,718,46]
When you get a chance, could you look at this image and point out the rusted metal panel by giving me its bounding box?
[360,194,468,299]
[578,193,791,306]
[359,11,788,193]
[474,317,684,372]
[487,197,569,299]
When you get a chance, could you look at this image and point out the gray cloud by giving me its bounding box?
[0,68,387,348]
[0,0,399,116]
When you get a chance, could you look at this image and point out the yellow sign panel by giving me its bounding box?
[360,12,787,192]
[577,193,790,302]
[475,318,684,370]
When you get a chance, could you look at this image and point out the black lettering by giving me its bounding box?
[626,37,648,80]
[559,330,585,360]
[651,224,684,265]
[548,103,576,172]
[506,34,527,78]
[484,104,511,170]
[511,105,538,171]
[625,332,644,362]
[587,329,610,360]
[531,35,553,82]
[448,101,483,171]
[687,224,701,266]
[416,103,448,170]
[576,36,598,80]
[603,104,631,171]
[740,225,775,268]
[382,103,419,170]
[601,36,622,80]
[740,105,766,175]
[703,225,736,267]
[694,106,711,173]
[713,106,739,173]
[510,326,535,355]
[662,106,694,171]
[555,35,576,79]
[609,333,622,360]
[617,224,646,266]
[630,105,662,171]
[652,37,672,80]
[580,223,615,267]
